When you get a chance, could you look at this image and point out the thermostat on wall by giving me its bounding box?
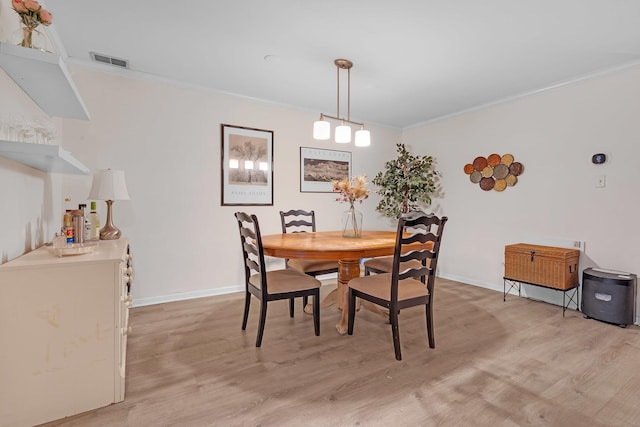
[592,153,607,164]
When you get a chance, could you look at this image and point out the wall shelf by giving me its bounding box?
[0,140,89,174]
[0,42,90,120]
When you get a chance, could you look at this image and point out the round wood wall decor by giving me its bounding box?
[463,153,524,192]
[509,162,524,176]
[469,170,482,183]
[463,163,475,174]
[473,156,488,171]
[501,153,514,165]
[494,179,507,192]
[493,163,509,179]
[479,177,495,191]
[487,153,501,167]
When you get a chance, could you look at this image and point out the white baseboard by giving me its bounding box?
[132,274,639,326]
[131,275,338,308]
[438,272,504,294]
[132,274,503,309]
[132,285,244,307]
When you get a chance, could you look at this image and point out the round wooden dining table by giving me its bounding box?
[261,230,397,334]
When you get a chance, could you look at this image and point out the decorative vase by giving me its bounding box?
[342,203,363,238]
[19,26,36,49]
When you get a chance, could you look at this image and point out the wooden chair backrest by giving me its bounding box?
[391,212,448,302]
[235,212,268,296]
[280,209,316,233]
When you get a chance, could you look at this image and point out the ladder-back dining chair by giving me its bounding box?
[347,212,447,360]
[363,213,437,277]
[235,212,320,347]
[280,209,339,309]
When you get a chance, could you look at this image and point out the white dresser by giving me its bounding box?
[0,239,133,427]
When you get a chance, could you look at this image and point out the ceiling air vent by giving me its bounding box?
[90,52,129,69]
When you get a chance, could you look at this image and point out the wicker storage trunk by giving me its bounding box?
[504,243,580,290]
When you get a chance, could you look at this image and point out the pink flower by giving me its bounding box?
[39,9,52,25]
[11,0,53,27]
[12,0,28,13]
[24,0,40,12]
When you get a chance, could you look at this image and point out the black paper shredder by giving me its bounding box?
[582,268,637,327]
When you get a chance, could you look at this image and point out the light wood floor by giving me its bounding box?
[40,279,640,427]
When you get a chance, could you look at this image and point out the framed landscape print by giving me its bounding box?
[300,147,351,192]
[221,124,274,205]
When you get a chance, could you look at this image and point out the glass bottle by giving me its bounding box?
[79,204,90,242]
[72,210,84,244]
[89,201,101,241]
[62,197,72,234]
[64,211,74,244]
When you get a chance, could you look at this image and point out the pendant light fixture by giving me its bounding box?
[313,59,371,147]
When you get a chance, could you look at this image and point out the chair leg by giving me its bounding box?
[289,298,295,318]
[256,299,268,347]
[347,289,356,335]
[242,292,251,330]
[426,303,435,348]
[303,295,309,308]
[313,291,320,336]
[388,309,399,325]
[390,307,402,360]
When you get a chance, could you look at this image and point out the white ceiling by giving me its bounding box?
[46,0,640,129]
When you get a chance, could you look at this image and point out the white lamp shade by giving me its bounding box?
[355,129,371,147]
[335,125,351,143]
[87,169,130,201]
[313,120,330,140]
[229,159,239,169]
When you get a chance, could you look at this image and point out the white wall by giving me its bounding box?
[403,67,640,311]
[2,56,638,315]
[57,67,401,305]
[0,0,64,264]
[0,69,64,264]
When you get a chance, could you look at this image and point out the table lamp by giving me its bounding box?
[87,169,130,240]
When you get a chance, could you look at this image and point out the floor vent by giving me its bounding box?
[90,52,129,69]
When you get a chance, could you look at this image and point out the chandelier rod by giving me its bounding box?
[347,64,351,121]
[318,113,363,127]
[334,58,354,123]
[336,63,340,121]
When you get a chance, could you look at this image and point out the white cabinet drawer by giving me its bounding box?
[0,238,131,427]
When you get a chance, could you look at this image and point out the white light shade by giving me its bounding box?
[87,169,130,201]
[355,129,371,147]
[259,161,268,171]
[335,125,351,143]
[229,159,239,169]
[244,160,254,170]
[313,120,330,140]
